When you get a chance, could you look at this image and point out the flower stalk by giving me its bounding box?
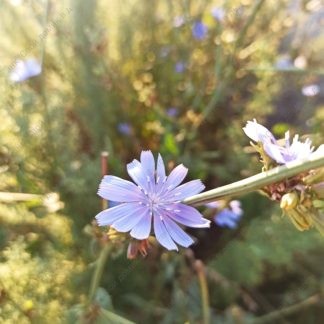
[184,153,324,206]
[88,243,111,303]
[88,152,110,305]
[195,260,210,324]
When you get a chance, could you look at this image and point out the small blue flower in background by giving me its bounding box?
[192,21,208,40]
[9,58,42,83]
[174,61,186,73]
[207,200,243,229]
[274,56,294,71]
[211,7,225,21]
[95,151,210,251]
[167,107,179,117]
[243,119,323,164]
[117,122,132,135]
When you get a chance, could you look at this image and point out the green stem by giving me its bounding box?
[184,154,324,206]
[235,0,266,49]
[195,260,210,324]
[88,243,111,303]
[253,294,320,324]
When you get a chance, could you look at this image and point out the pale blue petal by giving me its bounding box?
[164,164,188,191]
[112,204,148,232]
[130,210,152,239]
[95,202,144,226]
[263,142,286,164]
[98,175,144,202]
[163,217,194,247]
[140,150,155,191]
[243,120,276,143]
[153,211,178,251]
[163,180,205,202]
[156,153,166,184]
[127,159,150,193]
[140,151,155,177]
[166,203,210,228]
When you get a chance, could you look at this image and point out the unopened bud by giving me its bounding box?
[280,192,298,210]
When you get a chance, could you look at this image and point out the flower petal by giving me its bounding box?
[163,217,194,248]
[153,211,178,251]
[166,203,210,228]
[263,142,286,164]
[98,175,144,202]
[140,150,156,192]
[127,159,150,193]
[163,180,205,202]
[243,119,276,143]
[215,210,238,228]
[140,150,155,177]
[95,202,144,226]
[130,210,152,239]
[164,164,188,191]
[112,204,148,232]
[156,153,166,184]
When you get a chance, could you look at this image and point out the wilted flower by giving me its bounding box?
[243,120,322,165]
[9,58,42,83]
[95,151,210,251]
[243,120,324,235]
[192,21,208,40]
[301,84,320,97]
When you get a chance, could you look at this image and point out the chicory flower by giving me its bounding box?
[243,119,322,164]
[192,21,208,40]
[95,151,210,251]
[207,200,243,228]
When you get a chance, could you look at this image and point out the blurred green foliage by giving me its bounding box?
[0,0,323,322]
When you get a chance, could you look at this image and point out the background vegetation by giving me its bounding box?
[0,0,323,323]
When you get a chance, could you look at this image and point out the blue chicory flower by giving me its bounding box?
[192,21,208,40]
[117,123,132,135]
[207,200,243,229]
[175,61,186,73]
[9,58,42,83]
[167,107,179,117]
[243,119,322,164]
[274,56,294,71]
[95,151,210,251]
